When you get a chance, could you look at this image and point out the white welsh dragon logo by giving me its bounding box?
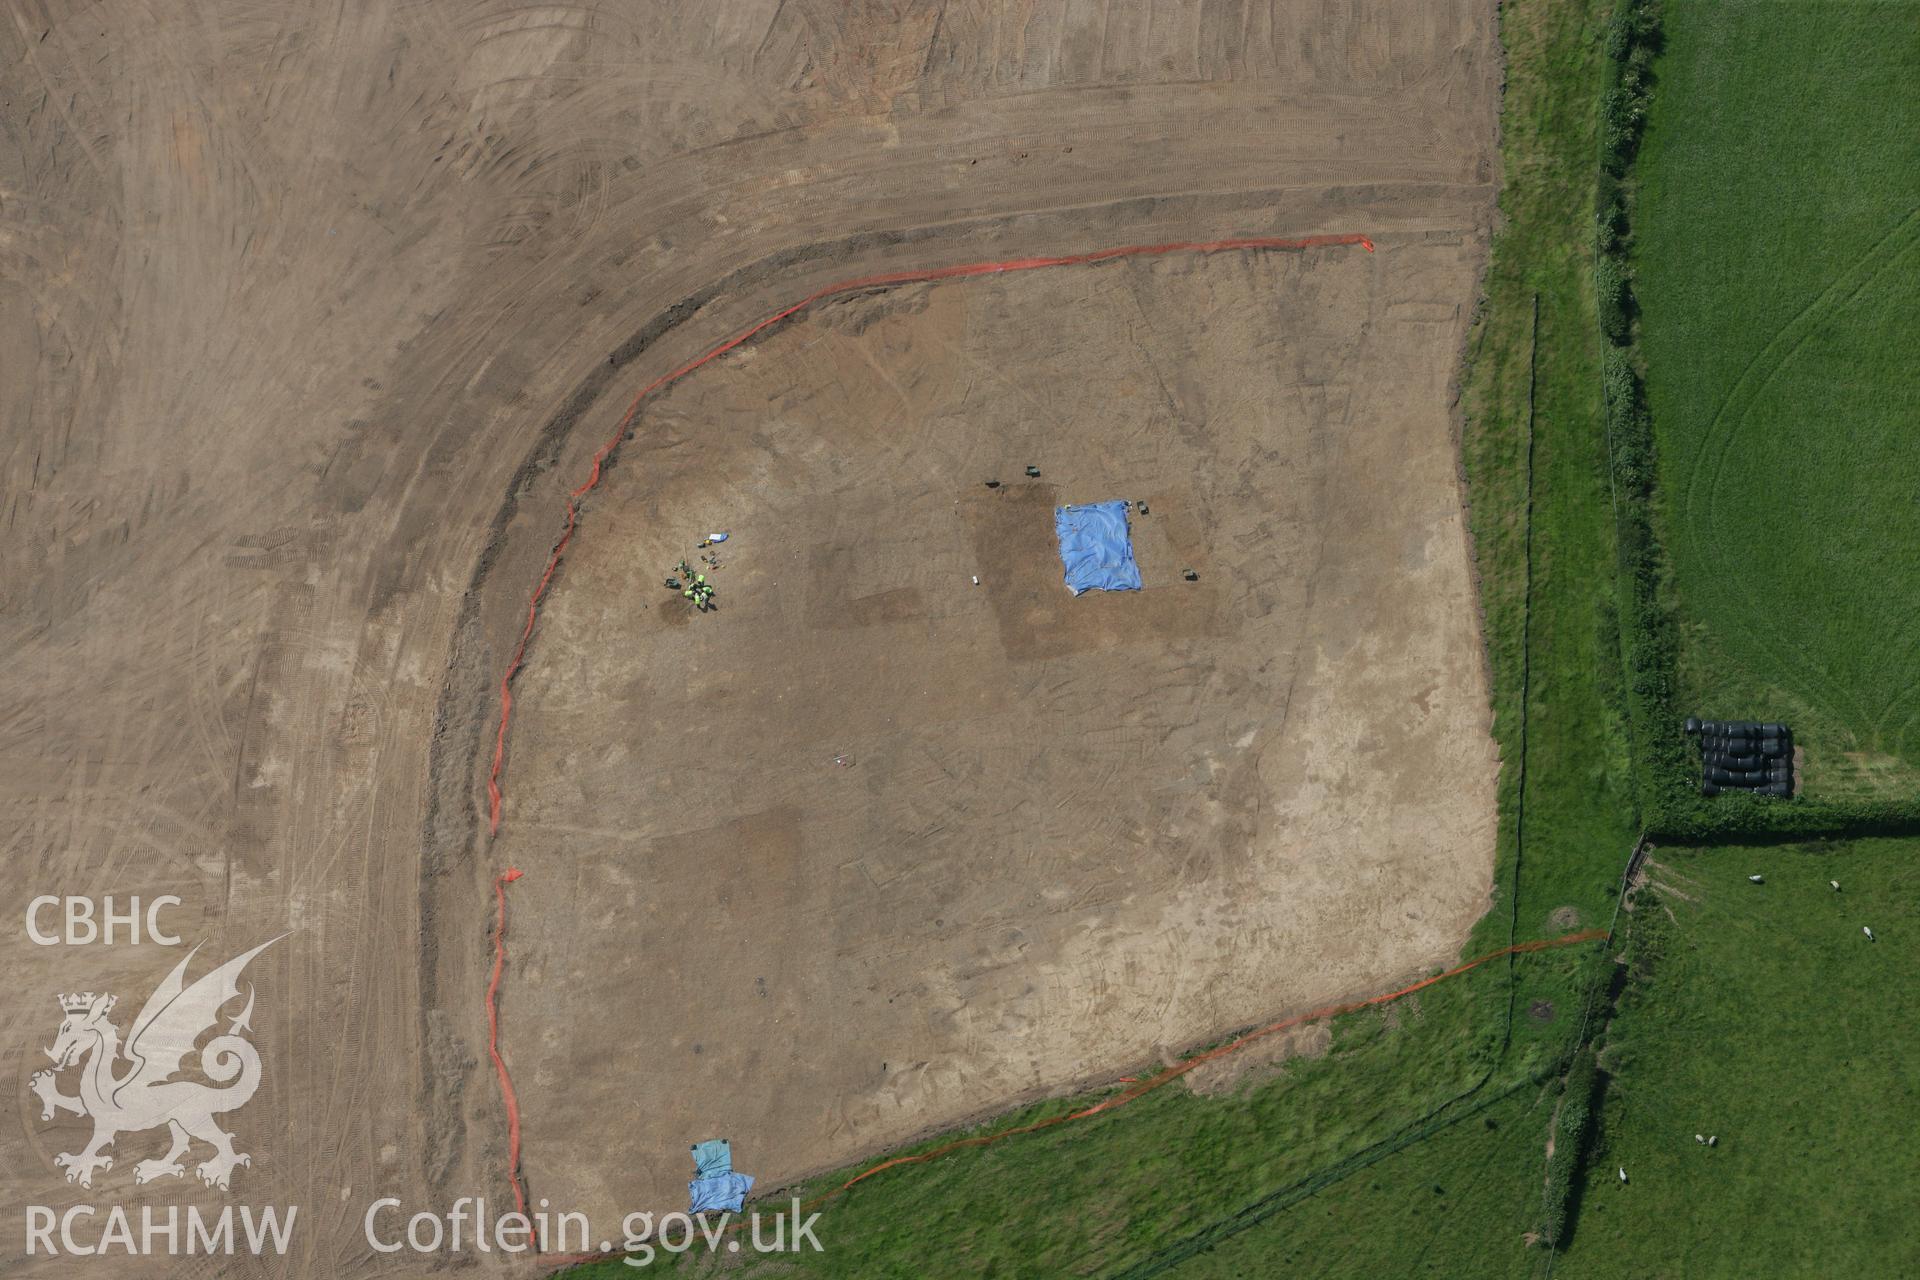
[30,937,282,1190]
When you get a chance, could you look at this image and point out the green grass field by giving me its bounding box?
[1556,837,1920,1276]
[1634,1,1920,799]
[1148,1081,1556,1279]
[1172,836,1920,1280]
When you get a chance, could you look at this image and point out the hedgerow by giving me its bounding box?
[1540,1042,1602,1246]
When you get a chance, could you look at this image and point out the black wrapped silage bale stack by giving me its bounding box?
[1683,718,1794,798]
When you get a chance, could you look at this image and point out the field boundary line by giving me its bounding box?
[483,232,1375,836]
[1538,830,1646,1275]
[1504,290,1540,1044]
[1116,1074,1545,1280]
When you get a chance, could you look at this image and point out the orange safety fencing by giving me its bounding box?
[488,867,529,1217]
[483,232,1376,836]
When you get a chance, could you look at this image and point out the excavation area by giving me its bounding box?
[493,240,1499,1216]
[0,0,1514,1270]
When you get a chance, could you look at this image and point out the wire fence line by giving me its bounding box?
[1111,291,1573,1279]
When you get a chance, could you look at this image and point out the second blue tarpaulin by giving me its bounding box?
[688,1138,755,1214]
[689,1172,754,1215]
[1054,501,1142,595]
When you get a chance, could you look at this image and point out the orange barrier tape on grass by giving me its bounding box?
[484,232,1376,836]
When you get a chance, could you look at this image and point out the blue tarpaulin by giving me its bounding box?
[688,1139,754,1214]
[691,1139,734,1179]
[1054,501,1142,595]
